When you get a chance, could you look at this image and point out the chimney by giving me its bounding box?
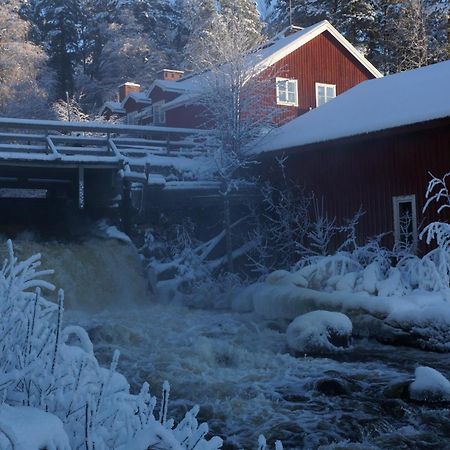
[284,25,303,37]
[157,69,185,81]
[118,82,140,102]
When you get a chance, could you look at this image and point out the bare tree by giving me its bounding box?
[0,0,54,118]
[189,9,281,271]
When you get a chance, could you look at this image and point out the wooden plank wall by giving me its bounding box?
[259,121,450,248]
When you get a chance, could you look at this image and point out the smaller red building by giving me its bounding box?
[101,21,381,129]
[254,60,450,250]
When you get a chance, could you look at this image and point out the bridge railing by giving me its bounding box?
[0,118,211,165]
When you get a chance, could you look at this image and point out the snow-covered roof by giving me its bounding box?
[161,93,197,112]
[123,91,152,105]
[146,79,194,96]
[254,60,450,155]
[101,101,126,115]
[148,20,381,107]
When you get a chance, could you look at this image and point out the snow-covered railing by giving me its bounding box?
[0,117,210,174]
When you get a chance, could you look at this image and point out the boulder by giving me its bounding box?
[287,310,353,354]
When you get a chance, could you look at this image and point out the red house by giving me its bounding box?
[254,60,450,250]
[101,21,381,128]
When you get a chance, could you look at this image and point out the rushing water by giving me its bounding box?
[4,233,450,449]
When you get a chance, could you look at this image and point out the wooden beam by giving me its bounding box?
[46,136,62,160]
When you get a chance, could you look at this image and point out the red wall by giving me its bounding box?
[262,31,376,125]
[258,119,450,247]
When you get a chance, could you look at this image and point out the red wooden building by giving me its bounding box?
[101,21,381,128]
[254,60,450,250]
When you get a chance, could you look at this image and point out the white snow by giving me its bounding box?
[409,366,450,402]
[0,405,71,450]
[254,60,450,154]
[286,310,352,353]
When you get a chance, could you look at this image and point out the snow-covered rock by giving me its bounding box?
[409,366,450,402]
[286,310,353,354]
[0,405,70,450]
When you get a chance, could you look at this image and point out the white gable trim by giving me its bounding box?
[255,21,383,79]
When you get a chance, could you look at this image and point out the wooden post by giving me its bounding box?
[78,167,85,210]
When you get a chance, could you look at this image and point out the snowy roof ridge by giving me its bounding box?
[253,60,450,155]
[123,91,152,105]
[101,101,126,115]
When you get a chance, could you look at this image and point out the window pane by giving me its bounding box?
[317,95,325,107]
[288,91,296,103]
[326,86,335,98]
[318,86,325,97]
[287,81,296,94]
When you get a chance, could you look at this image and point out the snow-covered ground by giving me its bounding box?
[4,234,450,449]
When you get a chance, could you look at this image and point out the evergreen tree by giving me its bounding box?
[23,0,81,98]
[182,0,264,68]
[270,0,448,74]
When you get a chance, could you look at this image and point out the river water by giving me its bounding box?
[4,234,450,449]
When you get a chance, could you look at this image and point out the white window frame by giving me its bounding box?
[315,82,336,107]
[276,77,298,107]
[393,194,418,250]
[153,101,166,125]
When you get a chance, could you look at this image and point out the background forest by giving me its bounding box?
[0,0,448,119]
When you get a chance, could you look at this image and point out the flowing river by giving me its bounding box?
[3,233,450,449]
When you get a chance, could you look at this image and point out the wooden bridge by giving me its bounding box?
[0,118,216,217]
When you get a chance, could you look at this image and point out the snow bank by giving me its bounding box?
[234,246,450,351]
[286,311,352,353]
[0,405,70,450]
[409,366,450,402]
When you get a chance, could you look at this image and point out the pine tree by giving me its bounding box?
[182,0,264,67]
[23,0,81,98]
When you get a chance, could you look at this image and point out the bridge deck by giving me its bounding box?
[0,118,215,211]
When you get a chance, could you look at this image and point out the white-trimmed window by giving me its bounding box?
[153,101,166,125]
[276,77,298,106]
[315,83,336,107]
[393,195,418,251]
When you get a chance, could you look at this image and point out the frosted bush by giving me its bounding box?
[0,240,223,450]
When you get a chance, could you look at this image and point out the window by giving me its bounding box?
[276,77,298,106]
[393,195,418,251]
[315,83,336,107]
[153,101,166,125]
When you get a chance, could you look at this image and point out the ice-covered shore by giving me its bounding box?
[233,262,450,352]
